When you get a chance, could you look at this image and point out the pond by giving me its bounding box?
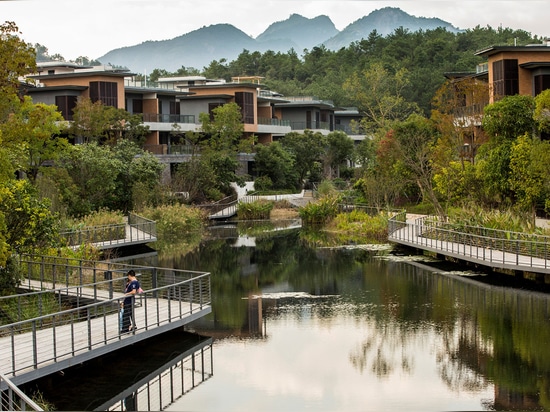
[27,223,550,411]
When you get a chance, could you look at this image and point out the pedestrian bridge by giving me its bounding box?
[59,213,157,250]
[388,212,550,275]
[0,254,211,386]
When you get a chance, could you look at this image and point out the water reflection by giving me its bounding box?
[23,331,213,411]
[158,224,550,411]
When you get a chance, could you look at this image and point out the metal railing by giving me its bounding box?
[102,339,213,411]
[290,121,332,131]
[141,113,195,124]
[59,213,156,249]
[257,117,291,127]
[0,372,43,411]
[388,214,550,271]
[0,256,211,379]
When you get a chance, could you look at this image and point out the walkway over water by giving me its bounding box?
[388,213,550,275]
[59,213,157,250]
[0,255,211,386]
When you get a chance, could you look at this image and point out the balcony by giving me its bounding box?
[290,121,332,132]
[257,117,292,134]
[141,113,196,124]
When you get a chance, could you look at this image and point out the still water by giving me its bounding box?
[161,224,550,412]
[30,223,550,411]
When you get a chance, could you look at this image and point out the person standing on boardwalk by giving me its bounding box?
[121,270,140,333]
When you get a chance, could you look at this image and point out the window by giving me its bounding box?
[208,103,223,120]
[89,81,118,107]
[132,99,143,114]
[492,59,518,98]
[534,74,550,95]
[235,92,254,124]
[55,95,77,120]
[170,100,180,115]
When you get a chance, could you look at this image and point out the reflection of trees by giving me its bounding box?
[349,320,414,378]
[155,229,550,410]
[437,313,491,393]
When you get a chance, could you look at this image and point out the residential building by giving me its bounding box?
[22,62,365,179]
[474,39,550,103]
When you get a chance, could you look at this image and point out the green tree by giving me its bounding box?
[482,95,536,142]
[534,89,550,136]
[199,102,246,151]
[57,143,124,216]
[390,114,445,217]
[343,62,420,134]
[323,131,355,179]
[0,22,36,106]
[280,130,325,184]
[0,96,66,181]
[0,180,59,256]
[476,95,536,206]
[69,97,149,145]
[253,142,299,190]
[509,134,550,224]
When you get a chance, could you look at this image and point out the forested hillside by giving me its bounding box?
[150,25,538,114]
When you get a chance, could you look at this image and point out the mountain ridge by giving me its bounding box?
[97,7,461,72]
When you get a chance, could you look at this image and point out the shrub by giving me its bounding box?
[254,176,273,191]
[299,195,340,225]
[140,204,207,241]
[237,200,274,220]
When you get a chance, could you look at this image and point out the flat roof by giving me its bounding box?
[475,44,550,57]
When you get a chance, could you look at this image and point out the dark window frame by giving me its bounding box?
[89,81,118,107]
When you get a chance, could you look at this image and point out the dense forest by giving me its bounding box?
[142,25,539,114]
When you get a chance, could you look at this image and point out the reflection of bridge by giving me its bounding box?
[99,338,213,411]
[0,255,211,387]
[388,213,550,275]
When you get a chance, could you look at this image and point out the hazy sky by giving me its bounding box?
[2,0,549,61]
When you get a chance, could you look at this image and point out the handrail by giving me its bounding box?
[387,214,550,271]
[0,372,43,411]
[1,255,211,379]
[0,274,211,377]
[59,213,156,248]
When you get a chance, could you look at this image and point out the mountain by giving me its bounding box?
[99,23,256,73]
[323,7,461,50]
[97,8,460,73]
[256,14,338,51]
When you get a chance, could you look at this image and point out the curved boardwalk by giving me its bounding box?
[0,257,211,386]
[388,214,550,275]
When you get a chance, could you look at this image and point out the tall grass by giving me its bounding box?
[237,200,274,220]
[299,195,340,225]
[140,204,207,241]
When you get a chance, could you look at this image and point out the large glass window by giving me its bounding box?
[235,92,254,124]
[89,81,118,107]
[55,95,77,120]
[492,59,518,98]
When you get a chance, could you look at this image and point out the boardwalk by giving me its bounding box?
[388,213,550,275]
[0,257,211,386]
[60,213,157,250]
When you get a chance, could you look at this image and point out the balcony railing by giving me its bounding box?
[141,113,196,124]
[143,144,198,155]
[257,117,291,127]
[290,121,332,131]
